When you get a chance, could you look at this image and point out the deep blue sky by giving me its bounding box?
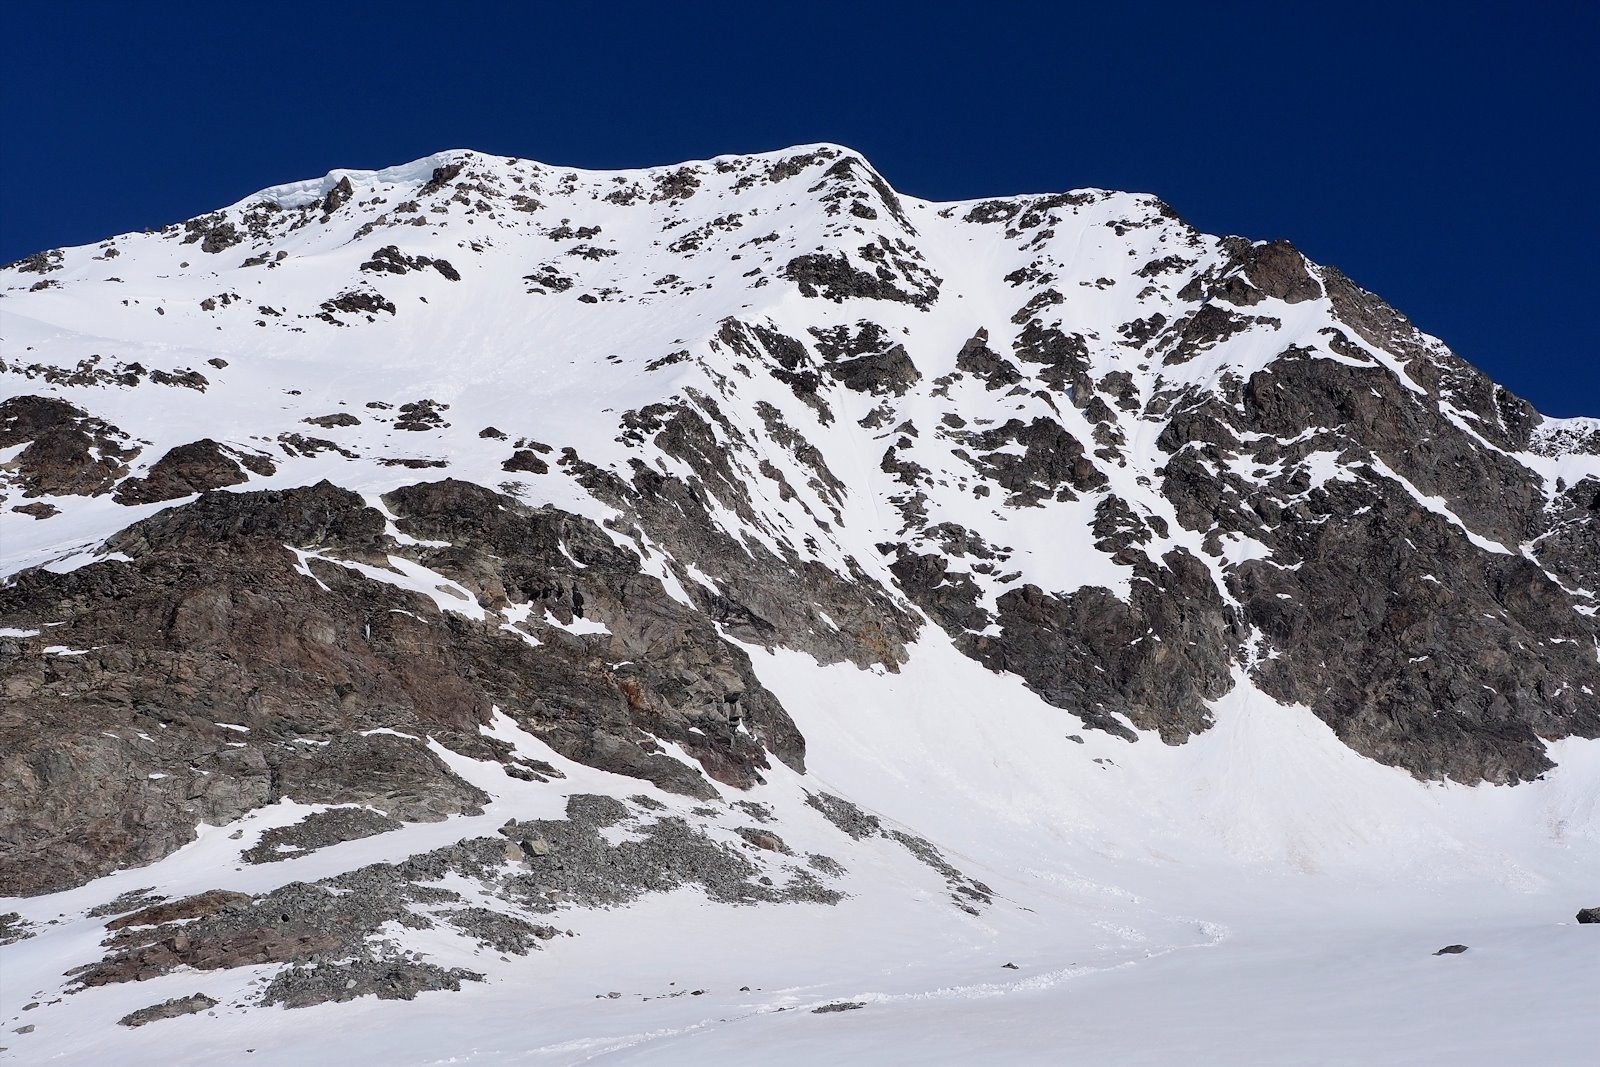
[4,1,1594,415]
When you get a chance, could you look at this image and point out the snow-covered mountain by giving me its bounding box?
[2,145,1597,1064]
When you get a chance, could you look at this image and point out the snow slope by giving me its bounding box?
[4,637,1595,1064]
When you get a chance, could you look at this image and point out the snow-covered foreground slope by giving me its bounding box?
[4,637,1596,1064]
[2,145,1597,1063]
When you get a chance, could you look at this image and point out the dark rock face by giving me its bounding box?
[360,244,460,281]
[784,252,936,307]
[270,734,487,821]
[1134,315,1600,782]
[887,548,990,634]
[575,393,919,673]
[502,448,549,474]
[113,439,268,505]
[321,176,355,215]
[1530,476,1600,589]
[305,412,360,428]
[319,289,396,321]
[0,479,809,894]
[828,344,920,396]
[380,478,806,792]
[969,551,1240,744]
[955,330,1024,390]
[1181,238,1321,306]
[1577,907,1600,924]
[0,395,139,497]
[960,417,1106,507]
[1235,485,1595,783]
[182,213,243,255]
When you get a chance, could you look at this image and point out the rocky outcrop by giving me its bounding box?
[1235,477,1598,783]
[1136,318,1600,781]
[118,994,218,1028]
[969,550,1241,744]
[0,479,811,894]
[113,439,274,504]
[0,395,139,497]
[69,791,841,1009]
[572,394,920,672]
[828,344,920,396]
[241,807,403,864]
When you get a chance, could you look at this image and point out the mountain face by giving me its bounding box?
[1,146,1597,1058]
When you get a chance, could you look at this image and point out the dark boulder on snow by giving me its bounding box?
[118,993,218,1028]
[320,176,355,215]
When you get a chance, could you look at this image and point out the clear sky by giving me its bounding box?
[3,1,1594,416]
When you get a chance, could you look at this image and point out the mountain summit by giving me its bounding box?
[2,146,1597,1062]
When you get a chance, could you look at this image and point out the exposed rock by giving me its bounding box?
[569,397,919,673]
[182,213,243,254]
[393,399,450,431]
[105,889,251,930]
[304,413,361,428]
[319,289,396,321]
[0,911,34,946]
[1181,238,1321,307]
[784,252,935,307]
[960,417,1106,507]
[87,888,167,919]
[321,176,355,215]
[7,249,64,274]
[418,162,464,197]
[113,439,260,505]
[828,344,920,396]
[361,245,460,281]
[1240,240,1322,303]
[887,547,990,634]
[736,827,790,853]
[970,550,1240,744]
[271,734,488,822]
[241,807,403,864]
[955,329,1023,389]
[0,395,139,497]
[262,959,482,1009]
[502,449,549,474]
[118,993,217,1027]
